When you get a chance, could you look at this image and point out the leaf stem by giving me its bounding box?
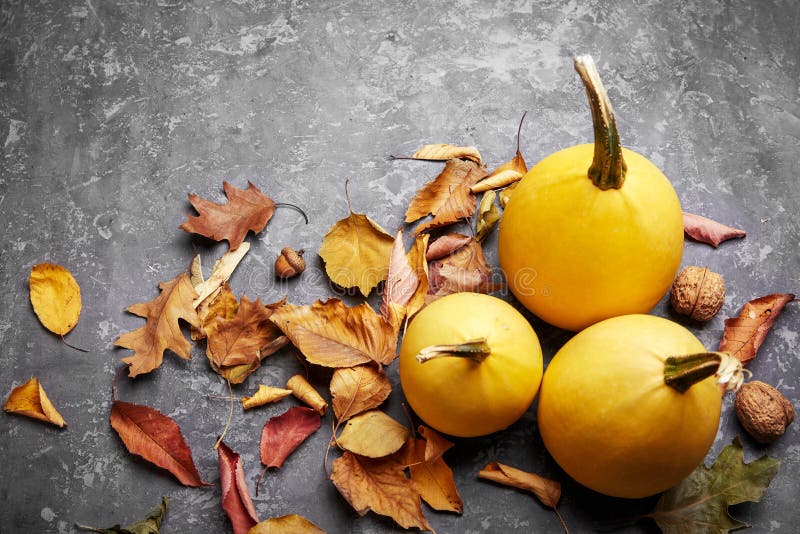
[554,506,570,534]
[516,111,527,154]
[213,378,234,450]
[60,334,89,352]
[274,202,309,224]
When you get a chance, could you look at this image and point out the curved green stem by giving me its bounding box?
[664,351,746,393]
[416,338,491,364]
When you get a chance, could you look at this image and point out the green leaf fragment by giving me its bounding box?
[76,496,169,534]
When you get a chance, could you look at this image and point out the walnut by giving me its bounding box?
[735,381,795,444]
[669,266,725,322]
[275,247,306,279]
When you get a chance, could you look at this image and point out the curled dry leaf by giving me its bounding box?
[719,293,795,366]
[76,496,168,533]
[270,299,396,368]
[471,113,528,194]
[409,428,463,513]
[192,242,251,308]
[336,410,409,458]
[475,190,500,242]
[110,400,209,486]
[260,406,321,470]
[193,282,239,341]
[410,143,482,164]
[248,514,325,534]
[683,212,747,248]
[428,238,501,300]
[426,233,472,261]
[29,262,82,336]
[330,365,392,423]
[218,441,260,534]
[380,230,420,332]
[115,272,200,378]
[286,374,328,415]
[180,181,275,251]
[241,385,293,410]
[3,377,66,428]
[478,462,561,509]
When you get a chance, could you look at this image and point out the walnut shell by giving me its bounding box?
[670,266,725,322]
[735,381,795,444]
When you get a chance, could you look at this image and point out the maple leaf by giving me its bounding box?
[115,272,200,378]
[3,377,66,428]
[381,230,420,332]
[218,441,260,534]
[75,496,168,533]
[260,406,321,470]
[180,181,275,251]
[241,385,292,410]
[110,400,209,486]
[471,113,528,194]
[407,143,483,164]
[29,262,82,336]
[330,365,392,422]
[336,410,409,458]
[286,374,328,415]
[648,438,780,533]
[248,514,325,534]
[719,293,795,366]
[425,233,472,261]
[270,299,396,368]
[331,451,433,532]
[427,237,502,300]
[409,427,463,514]
[683,212,747,248]
[475,190,500,242]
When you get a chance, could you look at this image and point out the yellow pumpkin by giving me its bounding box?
[399,293,543,437]
[537,314,743,498]
[498,56,683,331]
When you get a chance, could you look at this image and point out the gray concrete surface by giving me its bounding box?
[1,0,798,532]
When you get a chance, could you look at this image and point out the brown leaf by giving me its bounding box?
[286,374,328,415]
[418,425,453,463]
[260,406,321,469]
[471,114,528,194]
[29,262,82,336]
[110,400,209,486]
[270,299,396,368]
[218,441,260,534]
[409,437,463,514]
[405,159,488,234]
[380,230,420,331]
[410,144,482,164]
[475,190,500,242]
[180,181,275,251]
[192,243,251,308]
[405,234,430,320]
[248,514,325,534]
[683,212,747,248]
[719,293,795,366]
[207,295,285,369]
[478,462,561,509]
[115,272,200,378]
[427,238,502,299]
[193,283,239,341]
[330,365,392,422]
[426,233,472,261]
[330,451,433,532]
[241,385,293,410]
[336,410,409,458]
[3,377,66,427]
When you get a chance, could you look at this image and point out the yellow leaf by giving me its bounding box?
[241,385,293,410]
[319,211,394,296]
[471,113,528,194]
[29,263,82,336]
[248,514,325,534]
[411,143,483,164]
[286,374,328,415]
[409,437,463,513]
[330,365,392,422]
[419,425,453,463]
[405,234,430,320]
[478,461,561,509]
[192,282,239,341]
[192,242,251,308]
[3,377,66,427]
[475,190,500,242]
[336,410,409,458]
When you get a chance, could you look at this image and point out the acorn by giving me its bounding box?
[275,247,306,278]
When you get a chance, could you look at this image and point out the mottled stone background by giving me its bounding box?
[1,0,798,532]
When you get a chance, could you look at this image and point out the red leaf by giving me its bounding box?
[218,441,259,534]
[426,233,472,261]
[260,406,321,470]
[719,293,795,366]
[683,212,746,247]
[110,400,209,487]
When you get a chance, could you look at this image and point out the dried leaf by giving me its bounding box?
[189,255,204,288]
[475,190,500,242]
[410,143,482,164]
[76,496,169,533]
[29,262,82,335]
[337,410,409,458]
[3,377,66,428]
[218,441,260,534]
[426,233,472,261]
[478,462,561,509]
[471,114,528,194]
[380,230,419,331]
[260,406,321,469]
[248,514,325,534]
[241,385,293,410]
[683,212,747,248]
[719,293,795,366]
[180,181,275,251]
[498,182,517,208]
[270,299,396,368]
[428,238,501,299]
[318,209,394,296]
[330,451,433,532]
[207,295,285,369]
[286,374,328,415]
[409,437,463,513]
[193,243,251,308]
[193,283,239,341]
[110,400,209,486]
[115,272,200,378]
[330,365,392,422]
[405,234,430,319]
[418,425,453,463]
[648,437,780,533]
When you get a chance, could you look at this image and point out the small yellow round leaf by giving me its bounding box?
[29,263,82,335]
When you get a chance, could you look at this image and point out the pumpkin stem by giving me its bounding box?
[416,338,491,364]
[664,352,747,393]
[574,55,627,190]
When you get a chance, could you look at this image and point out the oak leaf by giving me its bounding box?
[248,514,325,534]
[478,462,561,509]
[180,181,275,251]
[683,212,747,248]
[409,428,462,513]
[286,374,328,415]
[115,272,200,378]
[270,299,396,368]
[260,406,321,470]
[29,262,82,336]
[410,144,482,164]
[428,238,501,300]
[192,243,251,308]
[75,496,168,533]
[425,233,472,261]
[3,377,66,427]
[647,437,780,533]
[719,293,795,366]
[218,441,260,534]
[241,385,293,410]
[330,365,392,423]
[475,190,500,242]
[330,451,433,532]
[110,400,209,486]
[336,410,409,458]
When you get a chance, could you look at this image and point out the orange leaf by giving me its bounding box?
[331,451,433,532]
[471,113,528,194]
[418,425,453,463]
[3,377,66,428]
[719,293,795,366]
[180,181,275,251]
[270,299,396,367]
[115,272,200,378]
[410,144,482,164]
[248,514,325,534]
[478,462,561,509]
[192,282,239,341]
[218,441,259,534]
[29,263,82,336]
[207,295,286,369]
[330,365,392,422]
[683,212,747,248]
[241,385,293,410]
[409,437,463,514]
[286,374,328,416]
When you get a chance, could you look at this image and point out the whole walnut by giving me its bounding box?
[670,266,725,322]
[735,381,795,444]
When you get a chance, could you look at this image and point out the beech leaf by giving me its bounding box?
[648,437,780,534]
[218,441,260,534]
[409,428,463,513]
[3,377,66,428]
[115,272,200,378]
[29,262,82,336]
[260,406,321,469]
[380,230,420,331]
[336,410,409,458]
[110,400,209,486]
[286,374,328,415]
[76,496,168,534]
[409,143,482,164]
[475,190,500,242]
[270,299,396,368]
[241,385,293,410]
[330,365,392,422]
[330,451,433,532]
[192,243,251,308]
[683,212,747,248]
[180,181,275,251]
[248,514,325,534]
[478,462,561,509]
[425,233,472,261]
[719,293,795,366]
